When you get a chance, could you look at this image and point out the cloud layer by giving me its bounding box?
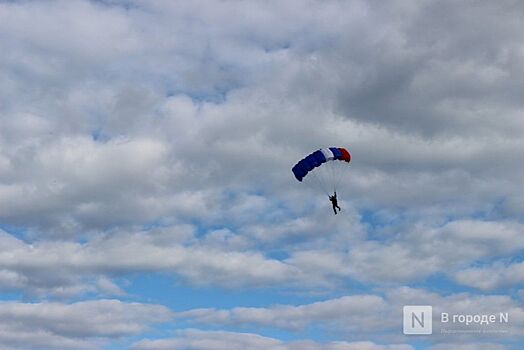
[0,0,523,349]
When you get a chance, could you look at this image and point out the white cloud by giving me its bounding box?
[454,261,524,291]
[180,295,389,332]
[285,219,524,285]
[0,218,521,297]
[428,344,508,350]
[0,299,171,350]
[177,287,524,343]
[0,228,300,296]
[132,329,414,350]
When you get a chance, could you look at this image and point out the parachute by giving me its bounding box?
[292,147,351,195]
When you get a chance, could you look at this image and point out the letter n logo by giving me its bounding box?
[403,306,432,335]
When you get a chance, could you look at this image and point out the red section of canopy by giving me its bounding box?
[338,148,351,162]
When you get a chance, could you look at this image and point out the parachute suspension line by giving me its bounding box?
[324,161,336,194]
[329,160,337,193]
[325,160,331,192]
[326,160,332,193]
[309,168,330,197]
[333,161,344,193]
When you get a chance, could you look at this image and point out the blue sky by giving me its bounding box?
[0,0,523,349]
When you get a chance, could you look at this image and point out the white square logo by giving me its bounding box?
[403,305,432,335]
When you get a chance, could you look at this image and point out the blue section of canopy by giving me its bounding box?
[292,149,328,182]
[313,150,326,164]
[329,147,342,160]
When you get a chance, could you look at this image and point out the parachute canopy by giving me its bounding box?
[292,147,351,182]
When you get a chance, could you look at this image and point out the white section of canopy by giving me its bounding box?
[321,148,334,161]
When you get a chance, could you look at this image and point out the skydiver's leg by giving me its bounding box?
[332,205,337,214]
[336,204,341,211]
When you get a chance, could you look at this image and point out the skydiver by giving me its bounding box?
[329,191,341,215]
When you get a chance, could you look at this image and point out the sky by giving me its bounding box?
[0,0,523,349]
